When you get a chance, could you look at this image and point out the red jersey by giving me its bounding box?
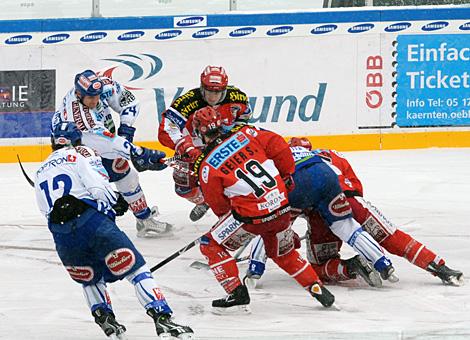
[315,149,364,197]
[195,125,295,222]
[158,86,251,149]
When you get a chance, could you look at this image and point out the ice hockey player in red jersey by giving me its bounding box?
[189,106,335,313]
[158,66,252,222]
[289,136,464,286]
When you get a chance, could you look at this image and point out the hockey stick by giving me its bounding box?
[161,155,196,176]
[150,237,199,272]
[17,154,35,187]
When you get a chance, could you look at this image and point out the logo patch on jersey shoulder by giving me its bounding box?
[67,154,77,162]
[244,128,257,138]
[105,248,136,275]
[201,165,210,183]
[66,266,94,282]
[207,131,249,169]
[328,193,352,217]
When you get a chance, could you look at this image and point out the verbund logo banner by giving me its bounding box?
[396,34,470,127]
[0,70,55,138]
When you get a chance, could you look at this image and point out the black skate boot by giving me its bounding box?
[309,282,335,308]
[189,203,210,222]
[147,308,194,339]
[212,284,251,314]
[427,262,464,286]
[92,308,127,339]
[344,255,382,288]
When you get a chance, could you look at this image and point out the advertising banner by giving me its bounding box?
[0,70,55,138]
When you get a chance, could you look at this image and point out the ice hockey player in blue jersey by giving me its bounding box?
[34,122,193,340]
[53,69,172,238]
[244,143,397,288]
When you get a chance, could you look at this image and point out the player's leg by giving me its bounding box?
[244,213,335,308]
[103,158,172,238]
[350,196,463,285]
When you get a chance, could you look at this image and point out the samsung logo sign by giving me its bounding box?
[384,22,411,32]
[155,30,182,40]
[5,34,32,45]
[459,22,470,31]
[43,33,70,44]
[174,16,206,27]
[229,27,256,37]
[192,28,219,39]
[267,26,293,36]
[348,23,374,33]
[117,31,144,41]
[311,24,337,35]
[80,32,107,42]
[422,21,449,31]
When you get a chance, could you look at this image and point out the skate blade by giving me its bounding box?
[446,274,465,287]
[159,332,195,340]
[108,332,128,340]
[211,304,251,315]
[189,261,209,270]
[387,273,399,283]
[367,272,383,288]
[243,276,260,290]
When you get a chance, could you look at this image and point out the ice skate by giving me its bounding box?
[344,255,382,288]
[136,206,173,238]
[92,308,127,339]
[243,260,265,289]
[212,284,251,315]
[427,262,464,286]
[374,256,399,283]
[309,282,335,308]
[147,308,194,340]
[189,203,210,222]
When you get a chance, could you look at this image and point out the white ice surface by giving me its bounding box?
[1,148,470,340]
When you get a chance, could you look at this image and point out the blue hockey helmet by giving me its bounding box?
[51,121,82,147]
[74,69,103,97]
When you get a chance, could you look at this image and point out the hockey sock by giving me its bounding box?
[381,229,443,269]
[83,279,113,313]
[126,265,172,314]
[312,259,351,282]
[200,238,241,293]
[272,249,321,288]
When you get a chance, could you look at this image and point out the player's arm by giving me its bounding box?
[158,106,188,149]
[329,149,364,196]
[105,79,141,142]
[199,169,231,217]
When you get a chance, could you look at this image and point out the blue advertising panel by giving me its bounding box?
[396,34,470,127]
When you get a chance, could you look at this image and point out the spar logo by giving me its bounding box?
[459,22,470,31]
[117,31,145,41]
[192,28,219,39]
[229,27,256,37]
[348,23,374,33]
[155,30,182,40]
[174,16,206,27]
[311,24,337,35]
[5,34,32,45]
[384,22,411,32]
[421,21,449,31]
[267,26,293,36]
[80,32,107,42]
[101,53,163,90]
[43,33,70,44]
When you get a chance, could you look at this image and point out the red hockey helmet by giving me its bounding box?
[288,137,312,150]
[192,106,222,139]
[200,66,228,91]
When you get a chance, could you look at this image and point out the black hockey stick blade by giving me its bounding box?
[17,154,35,187]
[150,238,198,272]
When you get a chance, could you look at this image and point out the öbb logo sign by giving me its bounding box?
[365,56,383,109]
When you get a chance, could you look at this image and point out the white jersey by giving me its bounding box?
[52,77,140,160]
[35,145,117,219]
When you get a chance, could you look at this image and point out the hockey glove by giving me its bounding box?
[113,192,129,216]
[175,136,202,162]
[131,147,167,172]
[117,124,136,143]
